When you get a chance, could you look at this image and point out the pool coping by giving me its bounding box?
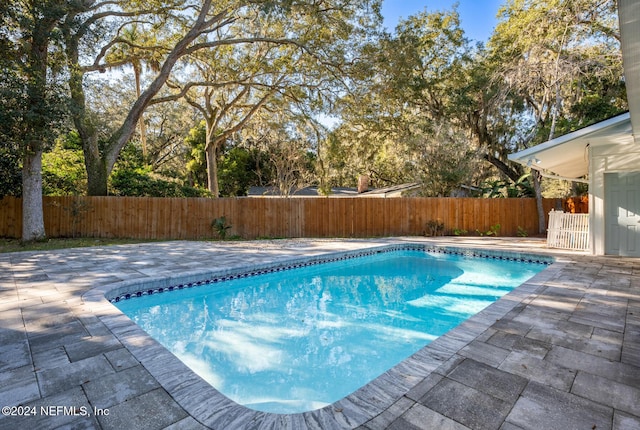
[81,242,566,429]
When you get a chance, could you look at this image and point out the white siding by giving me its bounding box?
[590,144,640,255]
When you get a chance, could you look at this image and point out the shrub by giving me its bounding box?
[109,168,210,197]
[425,219,445,236]
[211,216,232,239]
[42,145,86,195]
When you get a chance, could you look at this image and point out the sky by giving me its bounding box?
[381,0,504,42]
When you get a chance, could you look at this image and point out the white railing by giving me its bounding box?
[547,210,590,251]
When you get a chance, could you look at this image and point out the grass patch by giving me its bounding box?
[0,238,157,253]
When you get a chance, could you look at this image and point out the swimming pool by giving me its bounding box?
[112,245,551,414]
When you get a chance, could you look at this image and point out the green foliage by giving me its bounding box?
[414,129,485,197]
[489,0,624,142]
[490,223,501,236]
[219,147,267,197]
[453,228,468,236]
[184,122,208,189]
[57,130,83,151]
[330,7,496,195]
[115,141,145,172]
[42,140,87,196]
[0,55,25,198]
[517,226,529,237]
[1,5,69,163]
[211,216,231,239]
[2,2,69,147]
[425,219,445,236]
[109,143,210,197]
[481,174,534,198]
[184,121,276,196]
[2,0,626,209]
[109,168,210,198]
[476,223,501,237]
[0,143,22,197]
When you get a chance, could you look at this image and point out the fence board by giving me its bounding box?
[251,198,262,238]
[0,196,568,240]
[330,198,342,237]
[367,198,377,236]
[198,198,213,239]
[388,199,396,236]
[499,199,511,235]
[460,199,472,233]
[319,199,329,237]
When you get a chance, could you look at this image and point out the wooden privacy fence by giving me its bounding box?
[546,210,590,251]
[0,196,561,240]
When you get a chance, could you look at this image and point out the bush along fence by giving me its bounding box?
[0,196,563,240]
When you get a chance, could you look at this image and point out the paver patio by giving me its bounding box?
[0,237,638,429]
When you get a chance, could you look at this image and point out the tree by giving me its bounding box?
[219,146,271,196]
[147,0,382,197]
[61,0,383,196]
[63,0,231,196]
[5,0,383,240]
[42,133,87,195]
[487,0,623,231]
[104,23,162,161]
[329,1,623,209]
[175,60,285,196]
[184,121,209,189]
[330,8,485,193]
[2,0,69,240]
[241,111,318,196]
[0,13,24,198]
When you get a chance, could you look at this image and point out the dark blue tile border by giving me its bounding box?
[108,244,553,304]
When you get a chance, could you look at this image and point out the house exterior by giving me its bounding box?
[508,0,640,256]
[509,0,640,257]
[509,113,640,255]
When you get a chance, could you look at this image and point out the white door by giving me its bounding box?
[605,172,640,256]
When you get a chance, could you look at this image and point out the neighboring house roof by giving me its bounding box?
[247,183,421,198]
[360,183,421,197]
[508,112,632,178]
[247,186,359,197]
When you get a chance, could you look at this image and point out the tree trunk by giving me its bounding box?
[85,149,110,196]
[21,11,59,241]
[64,0,219,196]
[206,142,219,197]
[22,148,46,241]
[65,33,112,196]
[531,81,562,235]
[532,169,546,234]
[133,62,148,161]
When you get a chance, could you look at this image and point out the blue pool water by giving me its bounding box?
[114,249,547,414]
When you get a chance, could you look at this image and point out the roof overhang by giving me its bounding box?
[509,0,640,181]
[620,0,640,142]
[508,113,633,179]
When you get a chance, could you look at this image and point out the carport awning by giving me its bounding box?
[508,112,632,179]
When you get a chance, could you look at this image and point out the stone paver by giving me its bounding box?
[96,388,188,430]
[505,381,613,430]
[0,237,638,429]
